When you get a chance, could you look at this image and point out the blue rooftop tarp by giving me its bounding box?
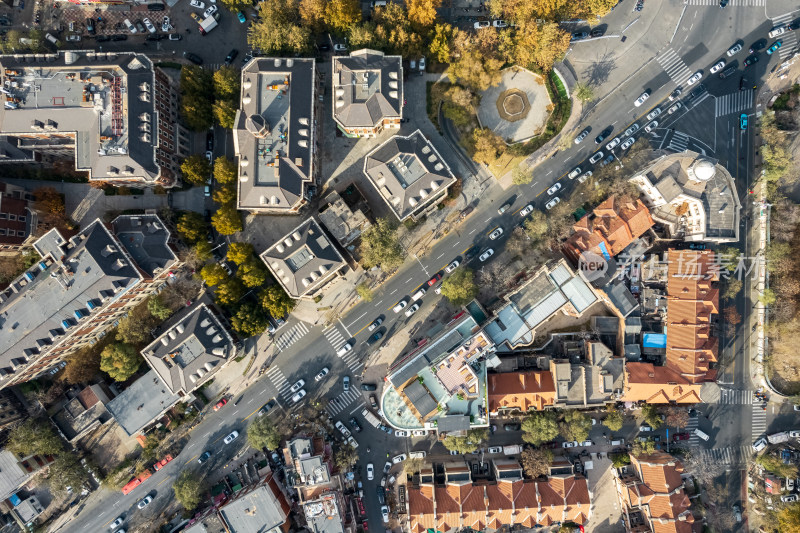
[643,333,667,349]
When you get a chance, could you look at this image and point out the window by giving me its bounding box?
[18,215,25,222]
[8,214,15,221]
[0,229,6,236]
[17,231,25,237]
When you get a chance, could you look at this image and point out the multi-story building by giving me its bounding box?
[0,51,189,187]
[234,57,322,214]
[0,181,37,255]
[0,214,178,388]
[332,49,402,137]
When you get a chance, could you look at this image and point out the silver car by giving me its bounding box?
[479,249,494,261]
[589,151,604,164]
[605,137,621,151]
[546,183,562,196]
[489,228,504,240]
[445,260,460,273]
[404,302,420,317]
[545,197,561,210]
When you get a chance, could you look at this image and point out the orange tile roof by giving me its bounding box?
[408,485,435,533]
[486,483,514,528]
[435,486,460,531]
[488,371,556,413]
[622,362,702,404]
[460,484,487,530]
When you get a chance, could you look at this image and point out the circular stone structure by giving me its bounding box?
[477,67,552,144]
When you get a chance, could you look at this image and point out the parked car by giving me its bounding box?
[489,228,504,240]
[110,516,125,529]
[568,167,581,179]
[668,102,683,115]
[620,138,635,150]
[574,129,589,144]
[427,273,443,286]
[395,430,408,437]
[579,440,594,447]
[445,260,460,273]
[225,49,239,65]
[162,16,171,32]
[589,152,604,164]
[781,494,798,503]
[686,71,703,85]
[189,0,205,8]
[473,20,490,29]
[393,454,407,463]
[197,451,211,464]
[291,390,306,403]
[624,123,640,136]
[488,446,502,454]
[370,395,378,409]
[644,121,659,133]
[545,198,561,210]
[290,379,305,393]
[383,461,392,473]
[673,432,690,441]
[223,431,239,444]
[143,17,156,33]
[562,441,578,448]
[709,60,726,74]
[726,43,743,56]
[504,423,521,431]
[184,52,203,65]
[409,451,427,458]
[214,398,227,411]
[349,417,362,432]
[360,383,377,391]
[369,317,383,331]
[381,505,390,523]
[258,400,276,416]
[404,303,420,317]
[479,249,494,261]
[639,424,653,432]
[646,107,662,121]
[392,299,408,313]
[547,183,562,196]
[520,204,534,216]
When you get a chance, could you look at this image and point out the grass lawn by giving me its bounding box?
[550,71,568,100]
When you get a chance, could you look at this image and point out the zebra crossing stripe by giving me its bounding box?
[323,325,347,349]
[773,12,795,25]
[275,322,310,351]
[326,389,361,416]
[686,0,765,5]
[657,49,692,84]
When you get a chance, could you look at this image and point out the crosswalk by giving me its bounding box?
[715,91,753,117]
[777,31,798,61]
[323,325,362,372]
[667,131,689,152]
[718,388,755,405]
[685,416,699,446]
[752,402,767,440]
[685,0,764,5]
[275,321,310,351]
[773,12,794,26]
[657,49,692,85]
[326,389,363,417]
[266,366,292,401]
[693,445,753,466]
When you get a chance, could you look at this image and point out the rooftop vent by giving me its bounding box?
[283,237,293,248]
[389,71,398,79]
[212,347,226,356]
[434,163,444,171]
[389,91,398,99]
[200,318,211,328]
[409,197,418,207]
[243,78,252,90]
[176,323,185,334]
[274,59,281,67]
[292,231,301,241]
[101,244,117,257]
[160,337,169,346]
[299,117,309,125]
[240,157,249,168]
[111,258,127,271]
[206,326,218,336]
[168,329,177,340]
[276,243,285,253]
[212,334,223,343]
[139,92,150,102]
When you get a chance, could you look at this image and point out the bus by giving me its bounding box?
[121,469,152,495]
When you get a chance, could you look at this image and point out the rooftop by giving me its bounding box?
[218,476,290,533]
[332,48,402,130]
[363,129,456,221]
[111,215,177,278]
[317,190,371,247]
[235,57,316,213]
[302,493,345,533]
[105,369,181,436]
[260,217,346,299]
[0,51,161,183]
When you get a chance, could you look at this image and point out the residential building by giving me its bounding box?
[664,249,718,383]
[141,301,236,397]
[630,152,740,243]
[8,494,44,529]
[406,458,591,532]
[317,190,371,248]
[52,384,113,442]
[563,195,654,264]
[613,451,695,533]
[0,450,54,501]
[363,129,456,221]
[487,370,556,415]
[332,49,402,137]
[551,341,625,408]
[0,51,188,187]
[218,473,292,533]
[0,214,178,389]
[0,181,37,254]
[621,362,702,404]
[234,57,322,214]
[0,389,25,433]
[260,218,347,299]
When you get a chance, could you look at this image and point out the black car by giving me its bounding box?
[635,0,644,11]
[743,55,758,67]
[361,383,378,391]
[570,32,588,42]
[792,19,800,30]
[377,487,386,505]
[590,28,604,38]
[595,127,612,144]
[739,76,748,91]
[147,2,165,10]
[718,65,736,79]
[349,417,362,432]
[719,0,729,7]
[185,52,203,65]
[96,35,110,43]
[504,423,521,431]
[367,330,384,345]
[110,34,127,41]
[197,451,212,464]
[206,132,214,151]
[146,35,162,41]
[86,18,96,35]
[135,20,146,33]
[224,49,239,66]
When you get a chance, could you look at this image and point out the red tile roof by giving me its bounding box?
[623,362,703,404]
[408,486,435,533]
[488,371,556,413]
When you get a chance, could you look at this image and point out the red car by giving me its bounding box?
[153,454,173,471]
[673,433,690,442]
[214,398,228,411]
[427,273,443,286]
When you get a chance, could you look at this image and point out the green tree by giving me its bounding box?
[227,242,255,265]
[249,0,311,55]
[47,454,90,496]
[180,155,212,186]
[148,296,173,321]
[247,414,282,450]
[260,285,295,317]
[468,128,506,165]
[760,288,777,305]
[573,82,595,102]
[359,217,404,271]
[100,343,142,382]
[212,65,241,100]
[180,66,214,131]
[173,471,205,510]
[603,410,624,432]
[403,457,424,476]
[757,453,799,478]
[324,0,361,34]
[440,268,478,306]
[610,452,631,468]
[406,0,442,29]
[779,501,800,530]
[641,404,663,430]
[512,166,534,185]
[560,410,592,442]
[214,157,238,184]
[429,23,453,63]
[213,99,239,129]
[722,278,743,300]
[116,305,156,345]
[521,411,559,446]
[141,433,162,462]
[61,345,102,385]
[632,438,657,455]
[6,419,64,457]
[467,428,489,446]
[200,263,228,287]
[212,183,237,206]
[335,444,359,471]
[232,302,269,337]
[356,282,374,302]
[520,447,553,478]
[238,258,269,288]
[194,240,213,262]
[300,0,327,32]
[176,212,208,244]
[523,211,548,242]
[718,245,741,272]
[215,278,246,306]
[442,436,477,454]
[212,205,243,235]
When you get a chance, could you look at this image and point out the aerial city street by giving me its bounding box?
[1,0,800,532]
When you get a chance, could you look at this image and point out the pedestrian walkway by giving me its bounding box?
[715,91,754,117]
[777,32,798,61]
[340,351,363,373]
[685,0,764,5]
[693,445,753,466]
[718,388,755,405]
[657,49,692,86]
[326,389,363,417]
[686,416,699,446]
[752,403,767,439]
[772,12,795,27]
[274,321,310,352]
[322,324,348,351]
[667,130,689,152]
[265,366,292,401]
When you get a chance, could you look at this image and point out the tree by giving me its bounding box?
[148,296,173,321]
[520,447,553,478]
[324,0,361,34]
[219,0,250,11]
[176,212,208,244]
[232,302,269,337]
[641,404,663,430]
[212,66,241,100]
[212,205,243,235]
[335,444,359,471]
[429,23,453,63]
[47,454,89,496]
[664,406,689,429]
[214,157,238,184]
[116,305,156,345]
[442,436,477,454]
[523,211,548,242]
[521,411,559,446]
[173,471,205,510]
[356,282,374,302]
[404,457,424,476]
[610,451,631,468]
[247,415,282,450]
[603,410,624,432]
[180,66,214,131]
[359,217,404,271]
[34,186,66,217]
[449,47,503,92]
[227,242,255,265]
[573,82,595,102]
[61,345,102,384]
[249,0,311,55]
[560,410,592,443]
[760,288,777,306]
[406,0,442,29]
[212,183,237,206]
[724,306,742,326]
[723,278,743,300]
[469,128,506,165]
[632,438,657,455]
[0,253,25,285]
[300,0,327,32]
[6,419,64,457]
[779,501,800,529]
[512,166,534,185]
[194,241,213,263]
[260,285,295,317]
[180,155,212,186]
[215,278,246,306]
[440,268,478,306]
[213,99,239,129]
[467,428,490,446]
[100,343,142,382]
[238,258,269,288]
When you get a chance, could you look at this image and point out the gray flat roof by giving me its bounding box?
[332,49,402,129]
[235,57,315,212]
[105,370,181,436]
[0,450,28,501]
[112,215,177,278]
[219,483,287,533]
[402,380,438,416]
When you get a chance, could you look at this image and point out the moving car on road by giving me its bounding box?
[137,495,153,509]
[709,60,725,74]
[574,129,589,144]
[669,88,682,101]
[740,113,748,130]
[767,40,782,55]
[290,379,305,393]
[686,71,702,86]
[214,398,227,411]
[110,516,125,530]
[497,202,512,215]
[315,368,329,381]
[634,91,650,107]
[367,463,374,480]
[744,55,758,67]
[258,400,276,416]
[223,431,239,444]
[198,451,211,464]
[594,127,612,144]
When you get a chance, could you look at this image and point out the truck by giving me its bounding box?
[199,12,220,35]
[768,431,790,444]
[503,445,523,455]
[361,408,381,428]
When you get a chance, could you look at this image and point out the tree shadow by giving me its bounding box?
[582,52,618,88]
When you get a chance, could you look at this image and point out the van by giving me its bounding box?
[124,18,136,33]
[45,33,60,46]
[371,0,387,6]
[412,287,426,301]
[694,428,710,441]
[719,65,737,79]
[610,438,625,446]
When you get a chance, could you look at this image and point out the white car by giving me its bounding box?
[726,43,742,56]
[223,430,239,444]
[412,430,428,437]
[624,124,640,137]
[161,17,171,32]
[204,5,217,17]
[450,449,460,455]
[445,260,459,273]
[392,300,408,313]
[124,18,136,33]
[189,0,205,8]
[336,342,352,356]
[579,440,594,447]
[404,303,420,317]
[479,249,494,261]
[668,102,682,115]
[395,430,409,437]
[367,463,374,480]
[409,451,427,458]
[634,92,650,107]
[752,438,767,452]
[589,151,604,164]
[380,476,387,487]
[335,420,351,438]
[605,137,621,151]
[492,20,508,28]
[347,436,359,449]
[709,60,725,74]
[290,379,305,393]
[545,198,561,210]
[489,228,503,240]
[488,446,502,453]
[110,516,124,529]
[769,25,787,38]
[686,71,703,86]
[291,389,306,403]
[789,430,800,438]
[137,495,153,509]
[620,138,635,150]
[474,20,490,29]
[578,171,592,183]
[519,204,533,216]
[547,183,562,195]
[568,167,581,179]
[789,477,796,491]
[562,441,578,448]
[639,424,652,432]
[314,368,329,381]
[393,453,407,463]
[781,494,798,503]
[381,505,390,523]
[574,130,589,144]
[143,17,156,33]
[646,108,662,121]
[644,121,659,133]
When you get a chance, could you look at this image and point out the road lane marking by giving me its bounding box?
[390,288,397,294]
[461,246,472,254]
[350,401,366,414]
[546,170,552,175]
[244,407,260,420]
[184,455,199,465]
[354,322,371,337]
[405,278,413,283]
[485,217,492,222]
[353,311,367,322]
[486,226,499,236]
[338,318,352,337]
[435,252,445,260]
[157,477,171,487]
[246,398,255,405]
[469,228,477,235]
